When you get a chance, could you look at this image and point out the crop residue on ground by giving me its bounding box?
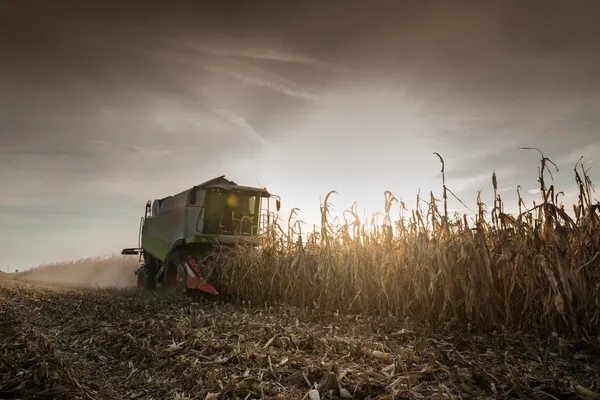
[1,278,599,399]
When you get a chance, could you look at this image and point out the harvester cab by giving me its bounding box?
[121,176,280,294]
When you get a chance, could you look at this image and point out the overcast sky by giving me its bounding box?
[1,0,599,270]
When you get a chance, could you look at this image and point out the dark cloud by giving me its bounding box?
[3,0,599,140]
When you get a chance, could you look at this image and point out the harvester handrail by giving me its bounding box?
[138,216,144,249]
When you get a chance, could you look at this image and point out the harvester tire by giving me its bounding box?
[137,257,158,291]
[163,250,187,292]
[137,267,156,291]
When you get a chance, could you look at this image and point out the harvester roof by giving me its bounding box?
[192,175,271,196]
[158,176,270,205]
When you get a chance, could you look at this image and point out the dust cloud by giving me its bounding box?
[5,256,139,289]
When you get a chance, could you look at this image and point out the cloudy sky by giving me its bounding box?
[1,0,599,270]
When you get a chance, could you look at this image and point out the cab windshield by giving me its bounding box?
[203,191,261,235]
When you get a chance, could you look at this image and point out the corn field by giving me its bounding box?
[208,151,600,334]
[3,150,600,399]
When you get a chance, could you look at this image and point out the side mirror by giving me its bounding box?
[276,199,281,212]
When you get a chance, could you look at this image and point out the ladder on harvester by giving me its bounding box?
[122,200,152,259]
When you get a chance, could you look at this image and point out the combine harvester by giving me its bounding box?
[122,176,280,294]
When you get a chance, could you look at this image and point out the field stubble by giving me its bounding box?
[1,278,600,399]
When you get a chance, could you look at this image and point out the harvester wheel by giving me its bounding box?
[163,250,187,292]
[137,256,157,291]
[136,268,156,291]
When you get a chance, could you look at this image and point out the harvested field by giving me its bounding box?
[1,278,600,400]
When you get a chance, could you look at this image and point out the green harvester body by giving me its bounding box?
[121,175,280,294]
